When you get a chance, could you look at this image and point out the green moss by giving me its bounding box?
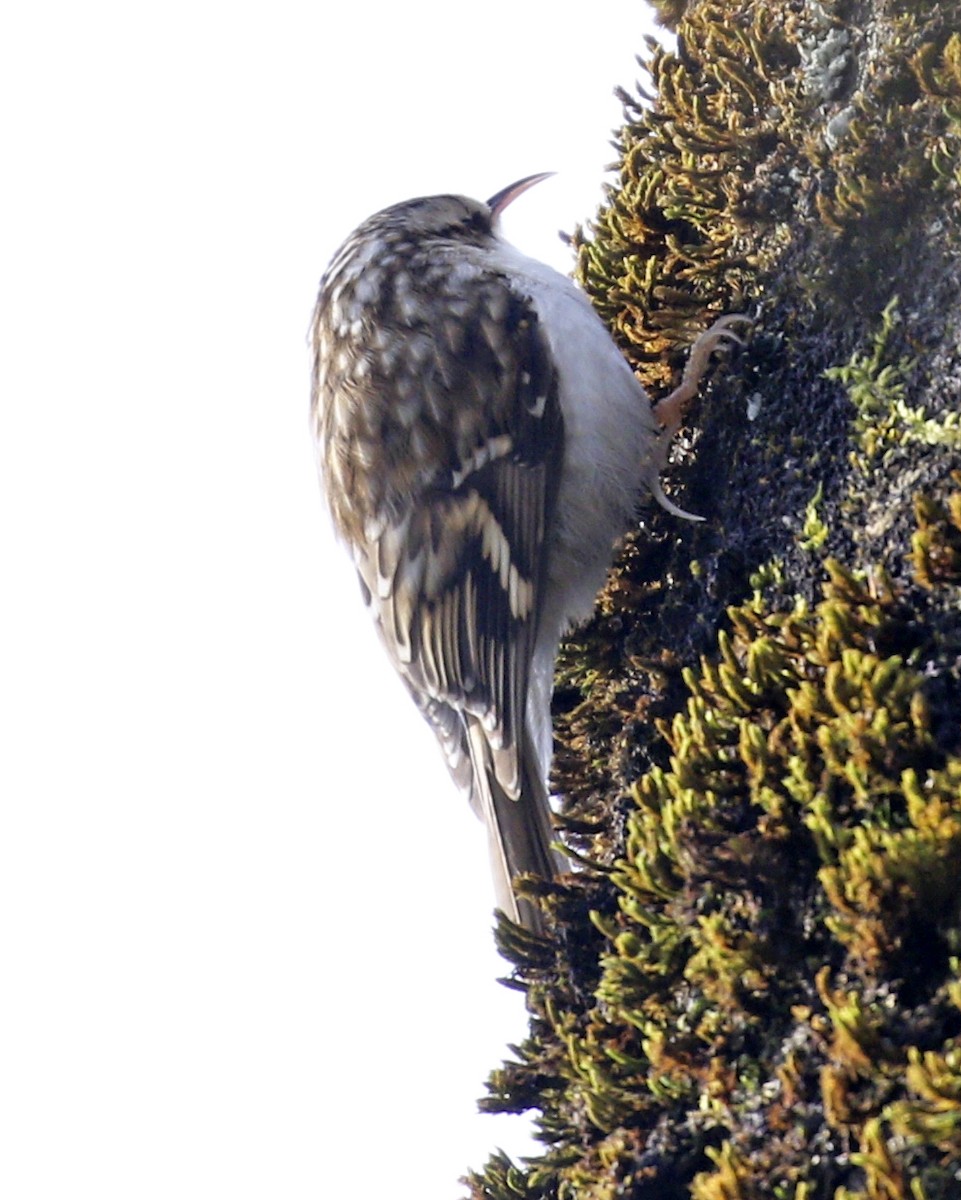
[911,484,961,590]
[574,3,961,389]
[823,298,915,464]
[471,557,961,1199]
[800,483,830,552]
[823,299,961,469]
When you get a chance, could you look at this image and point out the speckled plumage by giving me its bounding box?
[310,181,744,931]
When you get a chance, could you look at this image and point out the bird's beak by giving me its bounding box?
[486,172,555,220]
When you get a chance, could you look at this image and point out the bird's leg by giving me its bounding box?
[653,314,752,441]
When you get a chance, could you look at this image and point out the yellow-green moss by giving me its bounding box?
[574,3,961,391]
[824,299,961,469]
[800,483,830,551]
[471,543,961,1199]
[911,485,961,589]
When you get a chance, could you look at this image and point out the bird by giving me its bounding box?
[310,174,745,933]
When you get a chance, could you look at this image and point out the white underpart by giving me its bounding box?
[485,237,663,786]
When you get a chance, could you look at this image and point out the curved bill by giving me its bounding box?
[487,172,555,219]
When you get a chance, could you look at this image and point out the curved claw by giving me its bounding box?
[645,314,752,521]
[648,473,705,523]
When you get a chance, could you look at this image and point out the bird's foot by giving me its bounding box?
[653,314,752,440]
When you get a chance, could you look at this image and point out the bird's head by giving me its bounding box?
[344,173,554,251]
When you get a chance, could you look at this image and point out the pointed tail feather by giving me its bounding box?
[467,722,562,934]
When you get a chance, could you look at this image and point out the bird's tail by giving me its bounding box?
[467,721,562,935]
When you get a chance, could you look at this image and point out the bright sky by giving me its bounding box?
[2,4,662,1197]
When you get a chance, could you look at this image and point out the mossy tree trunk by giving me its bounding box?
[467,2,961,1198]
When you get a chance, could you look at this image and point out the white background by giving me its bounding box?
[2,3,662,1196]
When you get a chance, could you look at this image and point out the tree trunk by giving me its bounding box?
[468,2,961,1197]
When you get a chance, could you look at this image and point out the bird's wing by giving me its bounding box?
[353,271,564,809]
